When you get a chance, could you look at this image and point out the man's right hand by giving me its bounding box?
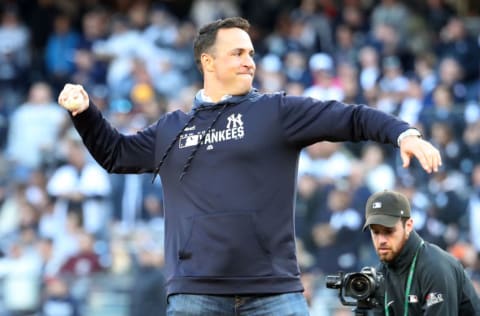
[58,83,90,116]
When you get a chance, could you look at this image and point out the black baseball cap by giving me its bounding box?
[363,190,411,231]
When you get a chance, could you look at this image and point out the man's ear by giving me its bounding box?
[406,218,414,234]
[201,53,214,73]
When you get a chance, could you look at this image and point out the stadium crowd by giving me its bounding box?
[0,0,479,315]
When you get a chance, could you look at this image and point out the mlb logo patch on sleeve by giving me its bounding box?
[425,292,444,307]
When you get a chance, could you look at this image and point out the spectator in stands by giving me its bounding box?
[46,136,111,237]
[397,78,424,126]
[170,20,202,86]
[189,0,240,29]
[283,50,311,87]
[311,186,363,274]
[468,164,480,254]
[297,141,353,186]
[91,14,152,100]
[425,167,469,249]
[435,56,469,104]
[295,173,323,260]
[44,12,80,95]
[360,143,396,193]
[336,62,365,105]
[5,81,67,179]
[0,241,42,315]
[264,11,308,57]
[370,0,410,44]
[419,83,466,140]
[37,237,62,282]
[129,228,166,316]
[333,24,360,66]
[422,0,456,35]
[72,8,110,92]
[463,112,480,164]
[256,54,286,93]
[378,55,409,108]
[413,52,438,103]
[358,45,381,94]
[0,182,27,244]
[430,120,468,171]
[304,52,344,101]
[39,276,80,316]
[0,5,31,111]
[59,231,103,277]
[290,0,335,55]
[436,16,480,82]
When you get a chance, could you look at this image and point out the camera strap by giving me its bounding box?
[384,240,424,316]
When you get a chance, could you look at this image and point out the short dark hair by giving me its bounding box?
[193,17,250,73]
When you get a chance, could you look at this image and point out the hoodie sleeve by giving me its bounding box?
[70,102,157,174]
[278,95,410,148]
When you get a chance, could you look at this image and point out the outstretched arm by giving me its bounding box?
[279,96,442,174]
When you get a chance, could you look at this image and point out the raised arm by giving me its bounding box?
[57,83,157,174]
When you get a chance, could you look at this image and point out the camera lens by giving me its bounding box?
[345,274,372,300]
[352,278,368,293]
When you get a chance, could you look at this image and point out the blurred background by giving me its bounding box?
[0,0,479,315]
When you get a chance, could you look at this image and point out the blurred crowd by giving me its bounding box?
[0,0,480,315]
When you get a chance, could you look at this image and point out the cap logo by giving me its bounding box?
[372,202,382,209]
[400,210,404,215]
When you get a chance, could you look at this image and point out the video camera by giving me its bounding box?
[326,266,384,315]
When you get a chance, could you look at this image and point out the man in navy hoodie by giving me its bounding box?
[58,17,441,315]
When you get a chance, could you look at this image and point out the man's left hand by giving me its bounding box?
[400,136,442,173]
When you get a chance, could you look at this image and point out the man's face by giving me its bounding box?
[369,218,413,262]
[203,27,255,96]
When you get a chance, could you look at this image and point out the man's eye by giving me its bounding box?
[373,230,392,235]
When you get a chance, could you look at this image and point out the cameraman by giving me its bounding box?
[363,190,480,315]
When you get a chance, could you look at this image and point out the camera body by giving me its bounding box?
[326,266,384,310]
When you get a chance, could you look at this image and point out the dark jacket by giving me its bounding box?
[377,231,480,315]
[71,90,410,296]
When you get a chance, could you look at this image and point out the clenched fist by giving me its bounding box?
[58,84,90,116]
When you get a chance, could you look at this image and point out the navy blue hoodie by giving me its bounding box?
[71,90,410,296]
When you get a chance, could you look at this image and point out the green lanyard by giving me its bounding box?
[384,240,424,316]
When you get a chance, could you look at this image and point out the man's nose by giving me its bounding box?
[243,55,255,68]
[377,233,388,244]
